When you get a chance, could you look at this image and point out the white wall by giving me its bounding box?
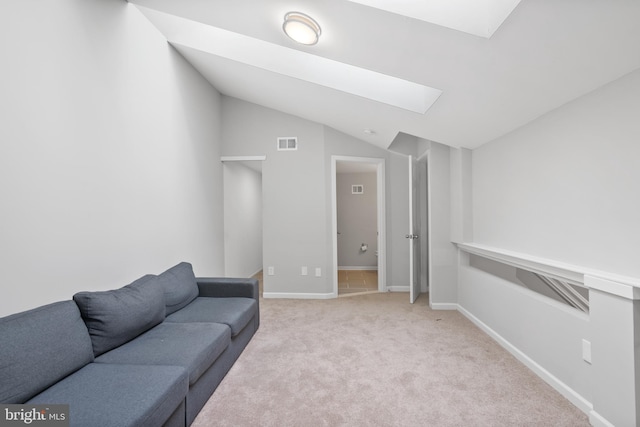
[459,68,640,417]
[450,147,473,243]
[222,99,411,295]
[458,256,592,409]
[0,0,225,317]
[473,68,640,278]
[427,142,458,306]
[223,162,263,277]
[221,97,329,295]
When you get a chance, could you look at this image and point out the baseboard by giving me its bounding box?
[457,304,594,416]
[338,266,378,271]
[386,286,409,292]
[430,302,458,310]
[263,292,335,299]
[589,410,615,427]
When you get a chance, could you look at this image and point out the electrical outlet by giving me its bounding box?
[301,266,308,276]
[268,266,275,276]
[315,267,322,277]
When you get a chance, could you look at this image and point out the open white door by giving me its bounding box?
[408,155,421,303]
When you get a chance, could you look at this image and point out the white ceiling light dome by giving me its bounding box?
[283,12,321,45]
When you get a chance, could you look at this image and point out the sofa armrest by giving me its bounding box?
[196,277,260,333]
[196,277,259,300]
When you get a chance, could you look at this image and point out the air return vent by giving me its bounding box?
[277,137,298,151]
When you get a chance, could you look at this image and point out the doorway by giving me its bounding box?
[221,156,265,294]
[331,156,386,297]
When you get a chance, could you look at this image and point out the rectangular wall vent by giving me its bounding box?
[277,137,298,151]
[352,185,364,194]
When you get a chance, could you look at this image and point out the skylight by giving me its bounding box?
[345,0,522,38]
[135,7,442,114]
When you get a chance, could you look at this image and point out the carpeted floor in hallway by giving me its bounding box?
[192,292,589,427]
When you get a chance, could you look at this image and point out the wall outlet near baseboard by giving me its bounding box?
[315,267,321,277]
[268,266,275,276]
[301,266,308,276]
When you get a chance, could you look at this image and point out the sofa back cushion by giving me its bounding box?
[73,275,165,356]
[0,301,94,403]
[157,262,199,315]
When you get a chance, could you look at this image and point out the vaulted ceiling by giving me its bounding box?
[129,0,640,150]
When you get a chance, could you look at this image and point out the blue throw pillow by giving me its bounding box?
[73,275,166,356]
[157,262,199,315]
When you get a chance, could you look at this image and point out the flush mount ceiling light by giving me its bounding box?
[137,8,442,114]
[283,12,321,45]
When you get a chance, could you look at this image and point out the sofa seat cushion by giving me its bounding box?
[0,301,94,404]
[27,363,188,427]
[95,322,231,385]
[73,274,166,356]
[165,297,257,337]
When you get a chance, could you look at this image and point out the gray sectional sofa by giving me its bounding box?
[0,262,259,427]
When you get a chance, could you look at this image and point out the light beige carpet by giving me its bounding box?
[193,293,589,426]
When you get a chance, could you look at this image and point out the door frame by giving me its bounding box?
[331,155,386,297]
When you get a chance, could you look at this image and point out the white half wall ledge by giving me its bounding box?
[456,242,640,299]
[585,276,640,300]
